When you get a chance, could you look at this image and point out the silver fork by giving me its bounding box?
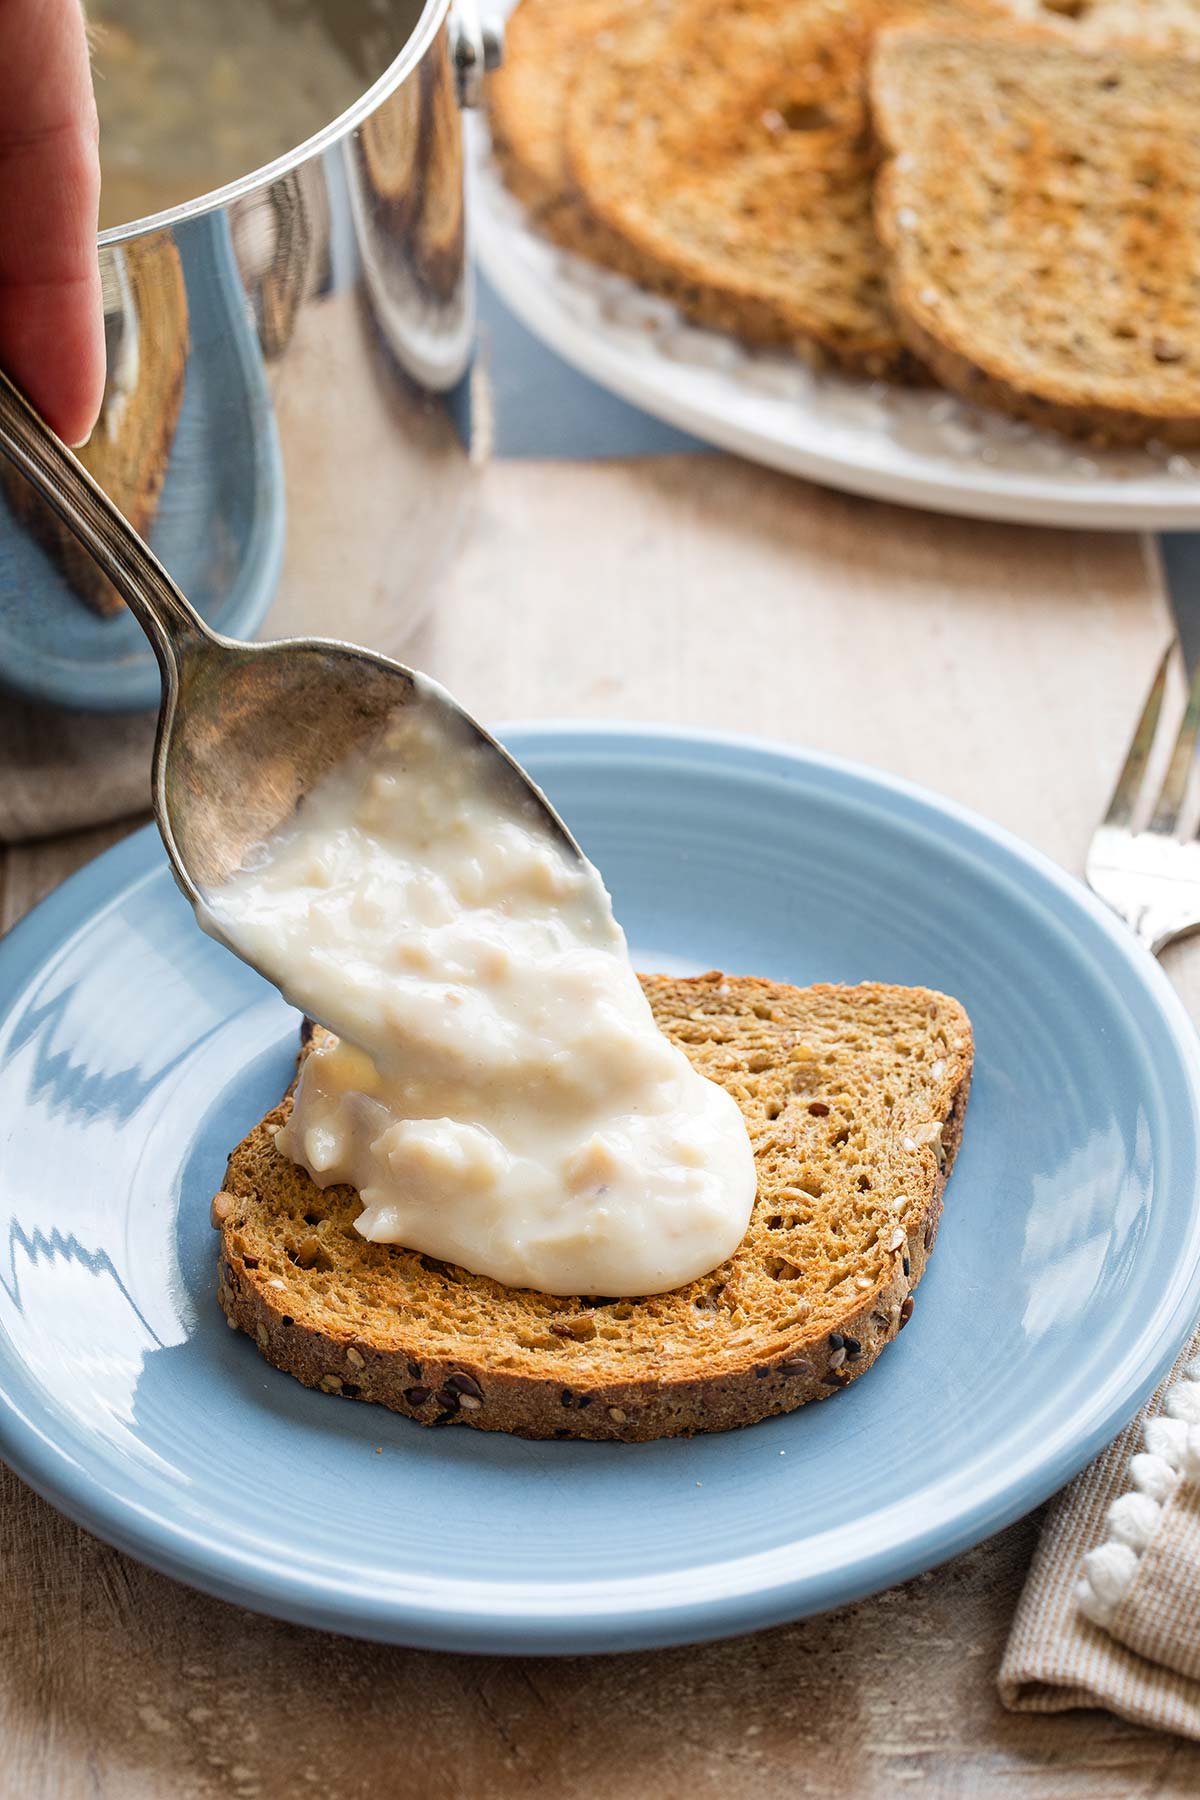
[1087,646,1200,955]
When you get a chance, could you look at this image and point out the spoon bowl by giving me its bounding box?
[159,632,419,894]
[0,369,582,910]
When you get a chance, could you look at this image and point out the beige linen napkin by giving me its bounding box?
[0,690,153,842]
[1000,1323,1200,1737]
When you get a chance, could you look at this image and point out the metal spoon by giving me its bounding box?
[0,368,581,908]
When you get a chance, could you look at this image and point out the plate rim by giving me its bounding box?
[471,156,1200,533]
[2,722,1200,1654]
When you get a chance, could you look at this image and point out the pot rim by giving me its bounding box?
[96,0,453,248]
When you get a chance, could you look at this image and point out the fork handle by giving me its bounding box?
[0,366,213,678]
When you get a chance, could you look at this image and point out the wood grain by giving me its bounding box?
[415,459,1172,873]
[0,817,145,931]
[2,456,1198,1798]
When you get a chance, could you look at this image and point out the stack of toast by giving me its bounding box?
[489,0,1200,446]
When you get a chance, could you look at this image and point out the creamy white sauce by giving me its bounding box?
[202,689,756,1296]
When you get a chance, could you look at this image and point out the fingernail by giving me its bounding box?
[67,430,93,451]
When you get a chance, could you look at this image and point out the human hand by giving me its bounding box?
[0,0,104,446]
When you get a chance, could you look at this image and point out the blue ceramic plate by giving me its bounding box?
[1,727,1199,1653]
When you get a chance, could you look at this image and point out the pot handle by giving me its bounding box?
[451,0,504,108]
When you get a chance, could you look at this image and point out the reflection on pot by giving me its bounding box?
[3,237,190,619]
[0,0,483,714]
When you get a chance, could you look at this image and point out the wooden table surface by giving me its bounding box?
[4,455,1200,1798]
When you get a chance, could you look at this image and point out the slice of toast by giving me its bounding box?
[872,23,1200,445]
[486,0,660,279]
[214,975,973,1442]
[561,0,1013,377]
[487,0,629,227]
[3,236,188,614]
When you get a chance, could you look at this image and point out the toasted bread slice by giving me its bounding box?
[560,0,1009,376]
[872,23,1200,445]
[486,0,660,277]
[487,0,628,225]
[1026,0,1200,51]
[490,0,1002,375]
[214,975,973,1442]
[409,47,466,301]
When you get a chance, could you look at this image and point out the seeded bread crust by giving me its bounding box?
[487,0,627,226]
[214,976,972,1442]
[1026,0,1200,53]
[872,23,1200,446]
[487,0,679,287]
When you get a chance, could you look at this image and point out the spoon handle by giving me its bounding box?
[0,367,212,678]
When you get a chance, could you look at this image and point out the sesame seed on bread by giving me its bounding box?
[871,22,1200,445]
[214,975,973,1442]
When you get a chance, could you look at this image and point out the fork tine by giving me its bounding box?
[1104,645,1172,829]
[1150,648,1200,834]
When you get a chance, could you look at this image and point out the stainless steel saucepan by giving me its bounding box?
[0,0,499,711]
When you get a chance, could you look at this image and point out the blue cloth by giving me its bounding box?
[474,272,705,459]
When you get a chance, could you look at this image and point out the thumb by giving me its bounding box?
[0,0,104,446]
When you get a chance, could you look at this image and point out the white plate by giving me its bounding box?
[471,124,1200,531]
